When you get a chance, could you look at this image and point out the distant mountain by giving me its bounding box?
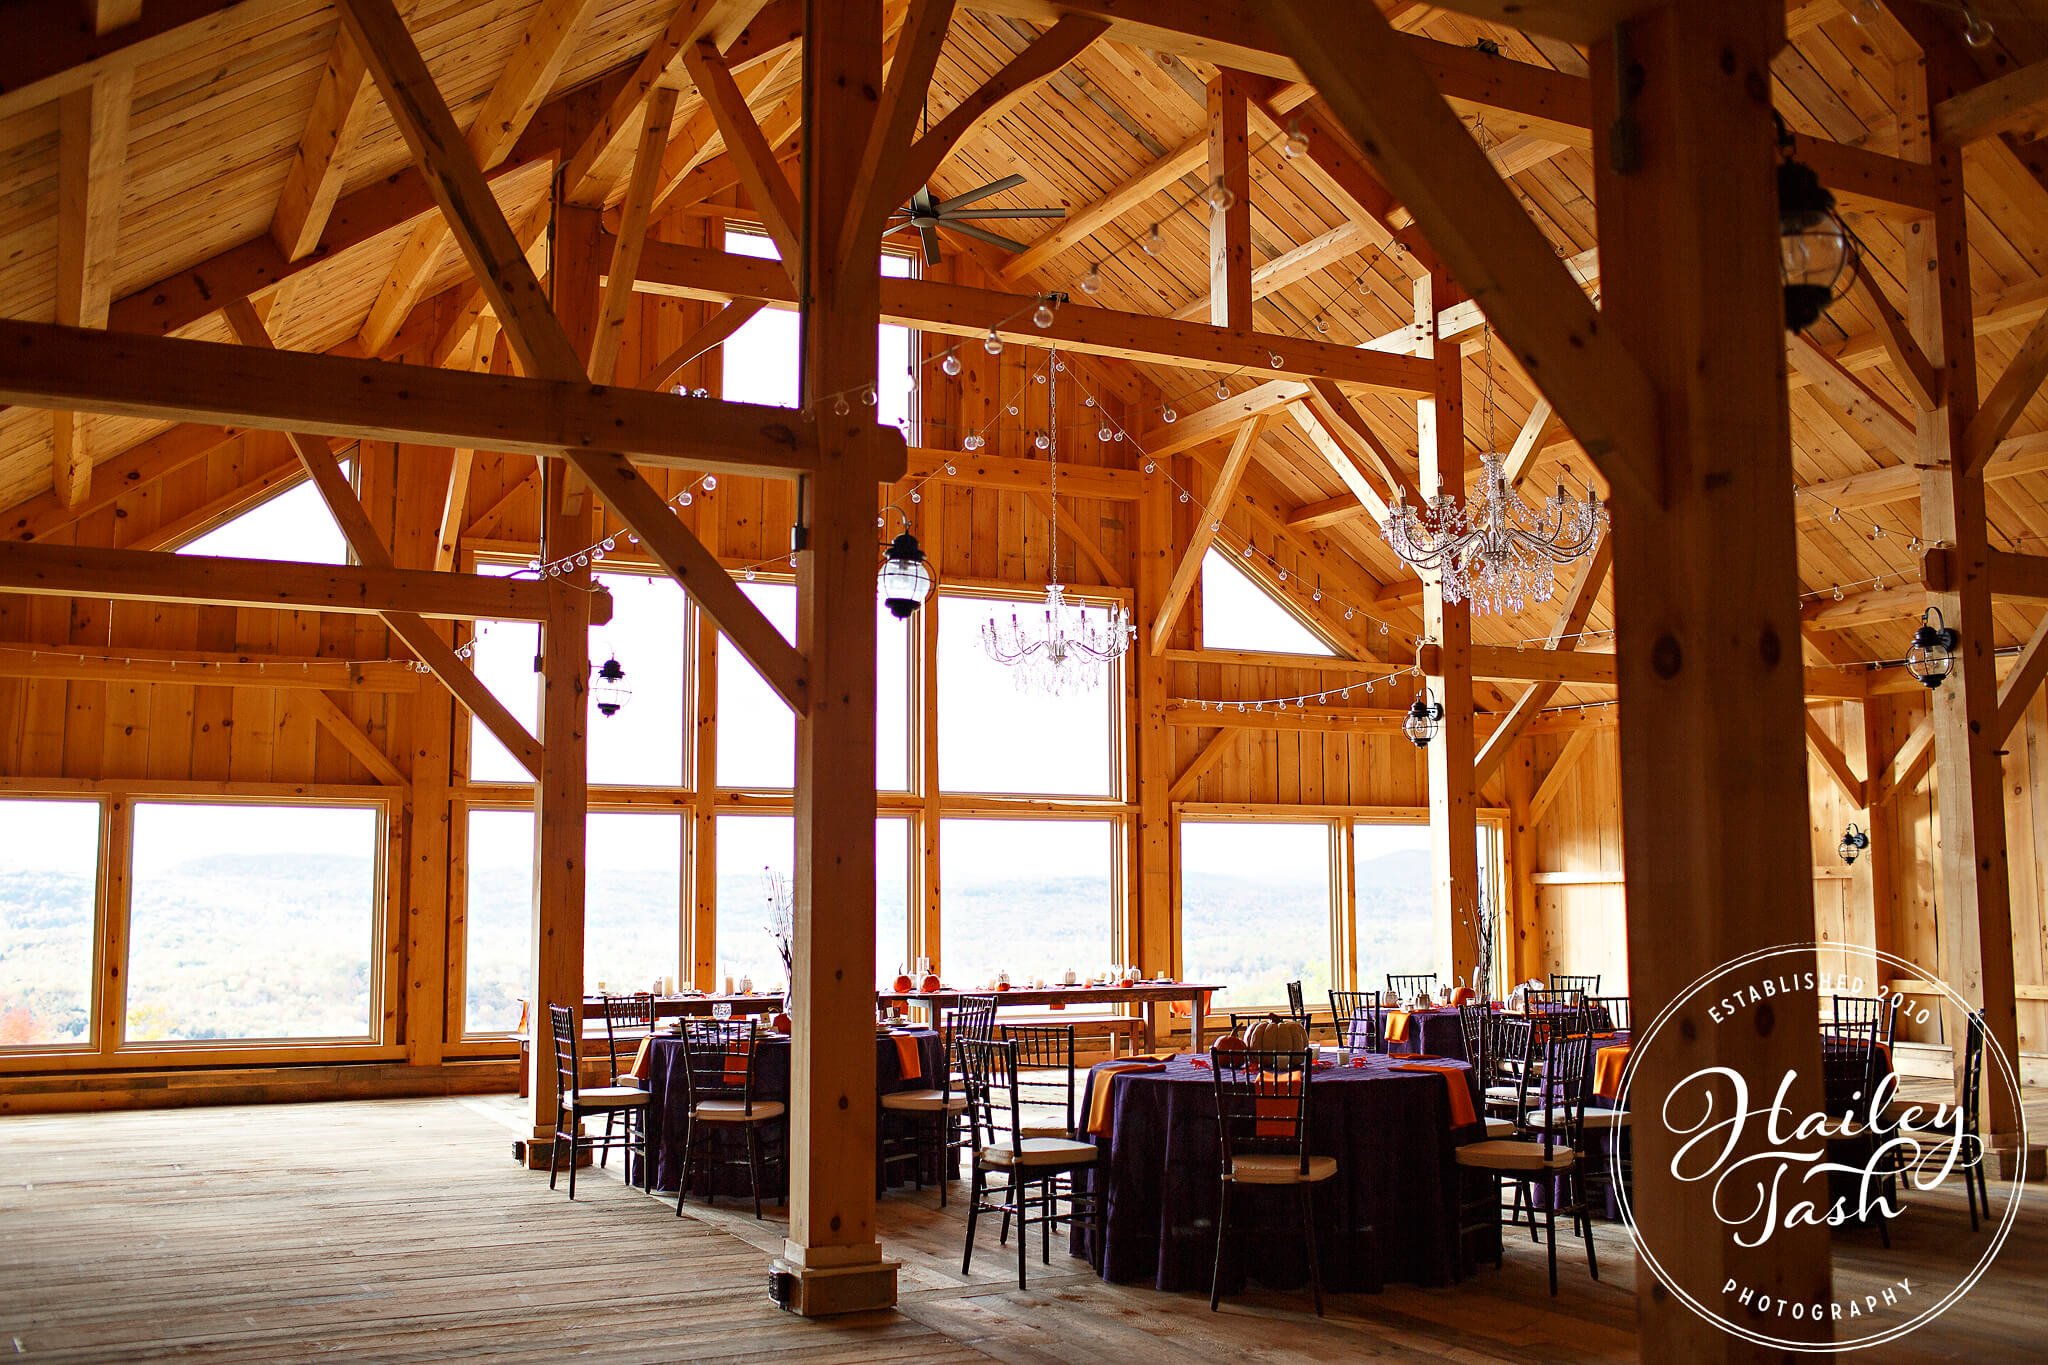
[1356,847,1432,886]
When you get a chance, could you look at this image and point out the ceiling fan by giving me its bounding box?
[886,173,1064,265]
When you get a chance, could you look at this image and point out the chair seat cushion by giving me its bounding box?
[1017,1121,1071,1138]
[880,1089,968,1114]
[1455,1138,1577,1172]
[1481,1116,1518,1139]
[570,1087,649,1109]
[693,1098,785,1122]
[1226,1153,1338,1185]
[611,1075,646,1090]
[1484,1085,1521,1102]
[980,1137,1098,1169]
[1525,1107,1631,1131]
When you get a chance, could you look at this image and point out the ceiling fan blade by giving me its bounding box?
[942,206,1067,221]
[910,187,939,217]
[882,220,919,238]
[918,222,943,266]
[938,220,1032,254]
[935,174,1026,212]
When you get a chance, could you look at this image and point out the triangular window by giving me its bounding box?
[177,465,350,565]
[1199,548,1335,656]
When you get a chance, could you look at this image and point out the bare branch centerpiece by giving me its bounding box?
[764,867,795,1023]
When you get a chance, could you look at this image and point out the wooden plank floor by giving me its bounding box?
[0,1090,2039,1362]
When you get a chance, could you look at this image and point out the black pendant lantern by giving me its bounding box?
[1404,683,1445,748]
[1778,137,1852,333]
[1905,607,1960,689]
[592,655,631,717]
[1838,822,1870,865]
[878,528,934,619]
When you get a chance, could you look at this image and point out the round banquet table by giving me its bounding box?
[1071,1053,1496,1294]
[1363,1007,1469,1057]
[632,1027,944,1199]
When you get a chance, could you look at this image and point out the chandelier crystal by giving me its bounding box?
[1380,325,1608,615]
[1381,452,1608,615]
[981,350,1133,693]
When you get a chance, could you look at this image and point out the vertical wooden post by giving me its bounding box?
[779,0,894,1316]
[524,196,599,1146]
[917,487,943,975]
[1593,3,1833,1349]
[1898,36,2024,1153]
[1134,421,1175,975]
[1417,270,1477,987]
[1504,740,1538,990]
[691,533,721,990]
[1206,72,1252,330]
[405,680,452,1067]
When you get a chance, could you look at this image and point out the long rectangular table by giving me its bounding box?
[876,982,1220,1052]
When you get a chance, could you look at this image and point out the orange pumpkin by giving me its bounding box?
[1244,1015,1310,1055]
[770,1012,792,1034]
[1450,986,1477,1006]
[995,981,1011,992]
[920,973,942,993]
[892,973,914,994]
[1212,1033,1250,1067]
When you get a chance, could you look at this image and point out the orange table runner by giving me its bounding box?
[723,1040,751,1085]
[626,1036,654,1082]
[1085,1059,1170,1137]
[887,1030,923,1084]
[1593,1043,1632,1100]
[1391,1061,1479,1128]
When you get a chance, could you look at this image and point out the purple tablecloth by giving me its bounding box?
[1358,1008,1469,1058]
[1071,1054,1495,1293]
[633,1028,943,1198]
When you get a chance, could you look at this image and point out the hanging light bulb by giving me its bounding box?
[941,351,963,377]
[1838,822,1870,866]
[962,433,985,451]
[1098,423,1114,442]
[1161,404,1178,424]
[1283,121,1309,160]
[1905,607,1960,688]
[1206,178,1236,212]
[1142,223,1163,256]
[1404,681,1445,748]
[1079,264,1103,295]
[1032,300,1056,329]
[592,656,632,718]
[1215,380,1230,401]
[701,475,717,492]
[1962,1,1994,46]
[877,526,935,619]
[1034,432,1049,450]
[982,330,1004,355]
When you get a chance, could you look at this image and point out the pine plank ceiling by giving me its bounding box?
[2,0,2047,690]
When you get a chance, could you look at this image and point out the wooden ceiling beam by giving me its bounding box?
[0,645,421,692]
[886,14,1108,214]
[1171,222,1373,323]
[1786,331,1919,454]
[640,300,765,391]
[1261,1,1659,513]
[0,317,830,475]
[0,0,299,123]
[1995,611,2048,742]
[590,84,681,384]
[629,238,1438,389]
[1935,58,2048,146]
[1151,416,1267,654]
[842,0,954,267]
[1846,259,1937,413]
[1137,379,1304,455]
[1800,581,1924,630]
[903,447,1140,499]
[0,538,588,624]
[270,24,381,263]
[1795,431,2048,519]
[1207,71,1254,330]
[51,62,133,508]
[340,0,817,716]
[1804,710,1868,808]
[1962,308,2048,476]
[683,40,802,267]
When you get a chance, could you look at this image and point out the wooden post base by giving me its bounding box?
[766,1256,899,1316]
[511,1134,592,1170]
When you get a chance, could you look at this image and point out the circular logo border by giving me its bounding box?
[1612,942,2027,1353]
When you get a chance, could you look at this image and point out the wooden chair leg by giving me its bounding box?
[566,1115,580,1201]
[1300,1184,1324,1317]
[674,1117,694,1216]
[1210,1179,1231,1311]
[1545,1199,1558,1296]
[747,1124,765,1220]
[548,1120,565,1191]
[1016,1176,1029,1289]
[962,1167,982,1274]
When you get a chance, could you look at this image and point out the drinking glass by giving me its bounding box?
[712,1003,731,1021]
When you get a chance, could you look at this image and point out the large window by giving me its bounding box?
[1180,821,1335,1009]
[876,816,911,988]
[939,819,1114,988]
[1352,822,1436,983]
[0,799,101,1046]
[1199,548,1334,656]
[179,465,350,565]
[125,802,380,1042]
[714,814,792,992]
[715,582,914,791]
[937,593,1117,796]
[463,808,533,1035]
[586,812,683,994]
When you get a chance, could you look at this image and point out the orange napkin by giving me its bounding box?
[1593,1043,1631,1100]
[626,1035,654,1083]
[1393,1061,1478,1128]
[1384,1011,1413,1042]
[1167,989,1213,1019]
[1253,1092,1297,1139]
[888,1030,923,1083]
[722,1039,751,1085]
[1085,1060,1165,1137]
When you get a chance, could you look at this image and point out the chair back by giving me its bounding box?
[1000,1022,1077,1133]
[1820,1016,1879,1114]
[1458,1000,1492,1073]
[1537,1027,1595,1159]
[1549,973,1601,997]
[1328,990,1384,1053]
[1958,1010,1986,1138]
[1491,1013,1539,1110]
[1285,980,1309,1027]
[1525,988,1589,1035]
[547,1004,580,1114]
[1587,994,1631,1033]
[952,994,1000,1045]
[958,1036,1023,1163]
[1208,1045,1315,1178]
[1386,973,1437,1003]
[680,1017,762,1114]
[1832,994,1899,1048]
[600,992,656,1075]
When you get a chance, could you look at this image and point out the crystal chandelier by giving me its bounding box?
[1380,328,1608,615]
[981,351,1133,693]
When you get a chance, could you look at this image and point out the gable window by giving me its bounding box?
[178,464,352,566]
[1199,548,1335,656]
